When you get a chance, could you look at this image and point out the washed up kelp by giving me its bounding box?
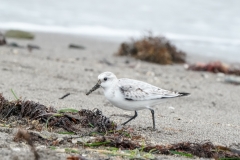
[13,126,240,159]
[1,94,240,159]
[117,35,186,64]
[0,32,7,45]
[0,94,116,133]
[186,61,240,76]
[86,137,240,159]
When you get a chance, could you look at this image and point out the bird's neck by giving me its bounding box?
[103,80,118,92]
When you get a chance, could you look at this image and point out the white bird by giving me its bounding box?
[86,72,189,129]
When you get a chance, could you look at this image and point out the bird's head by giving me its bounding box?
[86,72,117,95]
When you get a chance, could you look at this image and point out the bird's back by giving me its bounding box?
[118,78,182,101]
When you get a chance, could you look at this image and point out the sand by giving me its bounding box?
[0,32,239,159]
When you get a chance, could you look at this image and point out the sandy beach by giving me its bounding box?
[0,32,239,159]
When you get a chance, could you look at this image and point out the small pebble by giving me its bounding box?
[168,106,175,110]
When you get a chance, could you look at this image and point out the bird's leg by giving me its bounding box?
[122,111,138,125]
[149,109,155,130]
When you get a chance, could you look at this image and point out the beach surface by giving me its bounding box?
[0,32,239,159]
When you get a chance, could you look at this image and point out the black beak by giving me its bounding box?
[86,80,101,95]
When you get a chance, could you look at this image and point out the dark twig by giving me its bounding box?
[59,93,70,99]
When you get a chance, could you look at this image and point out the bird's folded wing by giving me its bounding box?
[118,78,180,101]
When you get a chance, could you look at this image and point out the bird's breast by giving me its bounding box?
[103,85,118,98]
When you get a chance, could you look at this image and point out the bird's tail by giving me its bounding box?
[179,92,190,97]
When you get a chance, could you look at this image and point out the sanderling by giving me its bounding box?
[86,72,190,129]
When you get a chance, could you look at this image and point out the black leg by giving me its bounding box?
[122,111,138,125]
[149,109,155,130]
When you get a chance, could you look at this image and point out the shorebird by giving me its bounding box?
[86,72,190,129]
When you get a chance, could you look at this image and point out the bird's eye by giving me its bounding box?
[104,77,107,81]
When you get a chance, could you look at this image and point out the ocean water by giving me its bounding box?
[0,0,240,62]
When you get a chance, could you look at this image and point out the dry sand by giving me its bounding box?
[0,32,239,159]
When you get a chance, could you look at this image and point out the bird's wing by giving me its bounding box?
[118,78,181,101]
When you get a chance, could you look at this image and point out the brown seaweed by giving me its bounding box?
[187,61,240,76]
[1,94,240,159]
[93,136,240,159]
[117,34,186,64]
[0,32,7,45]
[0,94,116,133]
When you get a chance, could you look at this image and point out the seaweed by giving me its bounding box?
[186,61,240,76]
[117,34,186,64]
[0,94,239,159]
[90,136,240,159]
[0,32,7,45]
[0,93,116,133]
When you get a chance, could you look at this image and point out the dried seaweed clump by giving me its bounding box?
[187,61,240,76]
[94,137,240,159]
[0,94,115,133]
[117,35,186,64]
[0,32,7,45]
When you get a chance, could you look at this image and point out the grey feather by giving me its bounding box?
[118,78,181,101]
